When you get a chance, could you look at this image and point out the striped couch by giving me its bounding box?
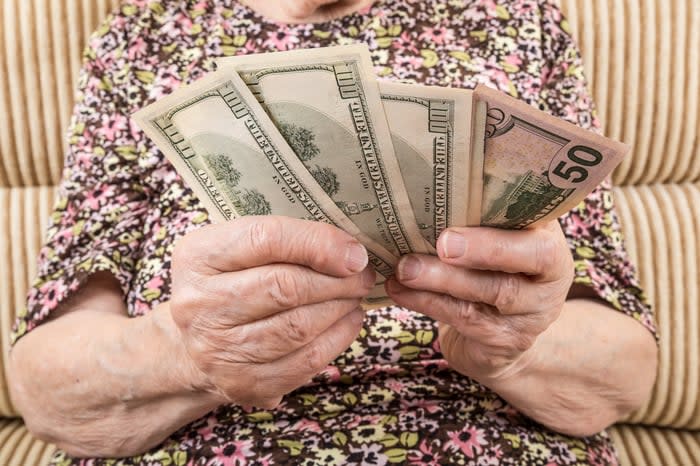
[0,1,698,464]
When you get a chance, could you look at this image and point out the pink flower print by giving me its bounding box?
[490,444,504,459]
[294,418,322,433]
[132,300,152,316]
[408,439,443,466]
[563,212,591,238]
[504,54,522,68]
[84,185,115,210]
[264,27,299,51]
[489,68,514,94]
[197,415,219,441]
[445,425,488,458]
[247,40,261,53]
[394,53,423,73]
[51,227,75,255]
[39,280,68,311]
[393,32,419,54]
[318,365,341,382]
[400,396,441,414]
[419,26,452,45]
[144,275,164,292]
[100,113,128,141]
[358,2,375,15]
[586,263,605,287]
[587,446,618,466]
[587,207,607,230]
[393,307,413,322]
[386,378,405,393]
[209,439,255,466]
[128,36,148,60]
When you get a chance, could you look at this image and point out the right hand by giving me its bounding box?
[170,216,375,409]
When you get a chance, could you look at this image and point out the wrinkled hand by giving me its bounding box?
[386,221,574,383]
[170,216,375,409]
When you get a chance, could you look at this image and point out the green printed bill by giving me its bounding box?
[474,85,628,229]
[132,69,399,299]
[379,82,486,245]
[216,45,434,255]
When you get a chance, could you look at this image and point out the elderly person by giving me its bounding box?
[8,0,657,464]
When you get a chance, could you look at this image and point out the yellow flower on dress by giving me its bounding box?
[351,423,387,444]
[312,447,346,465]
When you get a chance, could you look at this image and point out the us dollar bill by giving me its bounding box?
[132,70,398,282]
[216,45,434,255]
[378,82,473,246]
[474,85,628,229]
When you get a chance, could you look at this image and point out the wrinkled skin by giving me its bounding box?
[387,221,573,383]
[170,216,375,408]
[241,0,376,23]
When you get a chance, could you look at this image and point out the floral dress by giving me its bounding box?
[11,0,656,465]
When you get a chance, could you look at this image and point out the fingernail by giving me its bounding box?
[398,255,421,281]
[345,241,369,273]
[442,231,466,258]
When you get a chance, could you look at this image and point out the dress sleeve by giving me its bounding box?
[537,1,657,337]
[10,24,150,345]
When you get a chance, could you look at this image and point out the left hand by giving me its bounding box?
[385,220,574,384]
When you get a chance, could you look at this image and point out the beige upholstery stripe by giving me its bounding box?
[609,425,700,466]
[0,0,121,187]
[0,186,57,417]
[560,0,700,186]
[605,0,625,146]
[1,0,26,186]
[625,186,670,424]
[0,418,56,466]
[680,2,700,182]
[614,183,700,428]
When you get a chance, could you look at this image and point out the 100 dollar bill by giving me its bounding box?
[133,70,398,282]
[217,45,433,256]
[379,82,474,246]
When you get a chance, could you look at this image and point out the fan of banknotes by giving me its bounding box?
[134,45,628,302]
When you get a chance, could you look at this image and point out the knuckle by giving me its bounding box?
[248,219,277,258]
[456,300,477,326]
[301,224,329,265]
[281,309,312,346]
[493,275,520,312]
[304,222,343,269]
[262,268,302,309]
[303,343,327,374]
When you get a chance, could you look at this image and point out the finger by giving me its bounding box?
[206,264,375,322]
[253,306,365,400]
[436,221,570,279]
[385,278,546,345]
[228,298,362,363]
[395,254,549,315]
[178,216,370,277]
